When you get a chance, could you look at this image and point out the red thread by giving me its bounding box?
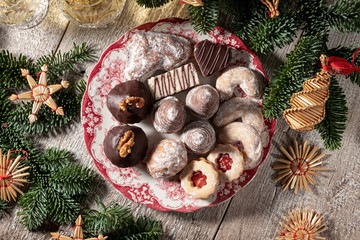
[322,47,360,75]
[290,158,309,176]
[24,74,29,78]
[31,113,37,116]
[268,9,277,17]
[72,224,82,230]
[16,95,19,99]
[0,168,13,188]
[31,84,51,103]
[293,228,310,240]
[36,70,46,80]
[54,234,61,240]
[51,107,58,112]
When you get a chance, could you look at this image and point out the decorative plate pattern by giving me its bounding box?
[82,18,276,212]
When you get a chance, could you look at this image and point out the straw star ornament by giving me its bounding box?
[273,140,326,194]
[276,209,327,240]
[8,64,69,124]
[0,149,30,202]
[50,215,108,240]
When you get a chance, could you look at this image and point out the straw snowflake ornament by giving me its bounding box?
[181,0,204,7]
[8,64,69,124]
[273,140,326,194]
[0,149,30,202]
[277,209,327,240]
[50,215,108,240]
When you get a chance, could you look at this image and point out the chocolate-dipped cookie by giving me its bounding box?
[194,40,231,76]
[103,125,148,168]
[153,96,186,134]
[186,84,219,119]
[181,121,216,155]
[107,80,153,124]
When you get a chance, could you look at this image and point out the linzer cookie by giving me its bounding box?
[194,40,231,76]
[147,62,200,100]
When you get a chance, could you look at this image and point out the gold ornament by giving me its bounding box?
[277,209,327,240]
[50,215,108,240]
[260,0,280,18]
[283,55,331,132]
[8,64,69,124]
[181,0,204,7]
[0,149,30,202]
[273,140,326,194]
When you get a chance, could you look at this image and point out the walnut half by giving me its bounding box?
[118,130,135,158]
[118,97,145,111]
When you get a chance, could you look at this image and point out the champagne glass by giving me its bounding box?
[0,0,49,29]
[57,0,124,28]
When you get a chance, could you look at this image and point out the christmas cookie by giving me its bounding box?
[147,139,188,179]
[103,125,148,168]
[107,80,153,124]
[194,40,232,76]
[218,122,263,169]
[147,63,200,100]
[153,96,186,134]
[124,31,191,81]
[216,66,262,101]
[181,121,216,155]
[186,84,220,119]
[207,144,244,182]
[180,158,219,199]
[213,97,264,130]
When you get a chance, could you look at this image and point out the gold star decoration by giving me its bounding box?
[50,215,108,240]
[273,140,327,194]
[8,64,69,124]
[276,209,327,240]
[0,149,30,202]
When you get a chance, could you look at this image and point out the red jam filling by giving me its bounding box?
[191,171,207,188]
[217,153,233,173]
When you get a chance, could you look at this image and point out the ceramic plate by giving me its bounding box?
[82,18,276,212]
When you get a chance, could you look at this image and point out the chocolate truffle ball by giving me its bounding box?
[107,80,153,124]
[186,84,220,119]
[103,125,148,168]
[147,139,188,179]
[181,121,216,155]
[153,96,186,134]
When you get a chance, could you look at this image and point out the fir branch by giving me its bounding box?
[136,0,172,8]
[263,34,323,119]
[0,200,7,216]
[49,163,96,197]
[327,0,360,33]
[17,186,48,230]
[189,0,220,34]
[83,199,132,237]
[0,89,11,124]
[315,78,348,151]
[83,199,162,240]
[35,43,96,83]
[8,79,86,135]
[0,50,34,89]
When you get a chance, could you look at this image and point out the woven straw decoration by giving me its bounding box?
[0,149,30,202]
[50,215,108,240]
[276,209,327,240]
[283,55,331,131]
[260,0,280,18]
[8,64,69,124]
[181,0,204,7]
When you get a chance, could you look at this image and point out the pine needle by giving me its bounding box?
[189,0,219,34]
[136,0,172,8]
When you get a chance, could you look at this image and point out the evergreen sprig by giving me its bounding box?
[188,0,220,34]
[83,199,163,240]
[136,0,171,8]
[326,0,360,33]
[0,200,7,216]
[315,78,348,150]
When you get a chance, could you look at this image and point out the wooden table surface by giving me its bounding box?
[1,1,360,239]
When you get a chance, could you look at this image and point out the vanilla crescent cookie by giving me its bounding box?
[124,31,191,81]
[180,158,219,199]
[207,144,244,182]
[216,66,262,101]
[147,139,188,179]
[213,97,264,130]
[218,122,263,169]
